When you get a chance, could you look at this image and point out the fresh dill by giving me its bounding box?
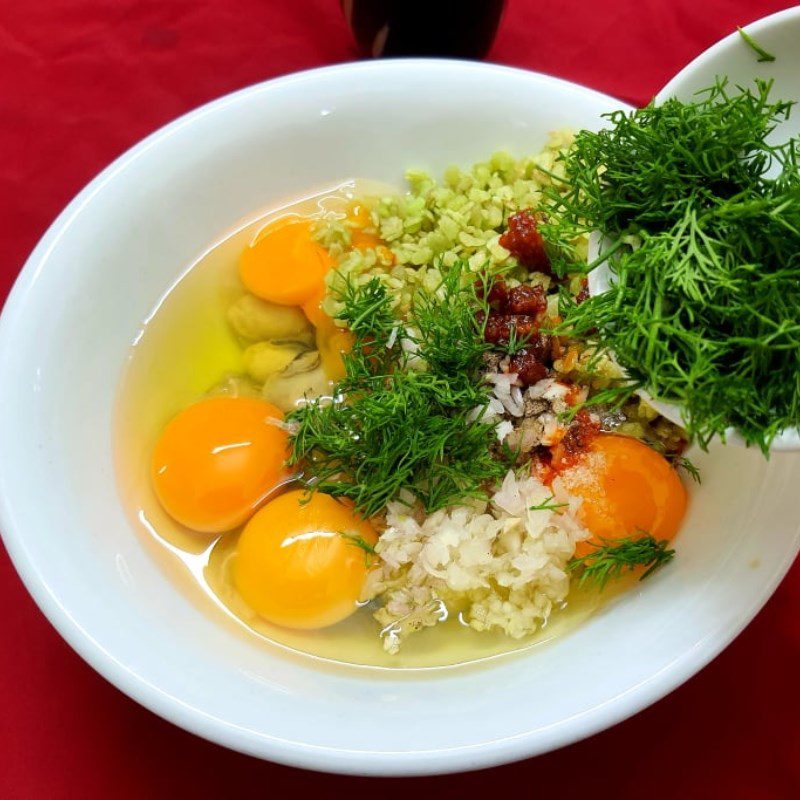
[542,78,800,453]
[737,27,776,63]
[568,535,676,590]
[529,496,569,512]
[411,264,493,376]
[339,532,376,554]
[288,262,506,517]
[331,273,397,378]
[498,439,523,468]
[556,381,640,425]
[672,455,702,484]
[504,323,534,356]
[340,532,377,565]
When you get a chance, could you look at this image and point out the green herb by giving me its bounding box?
[737,27,776,63]
[339,532,376,554]
[288,263,506,517]
[556,381,640,425]
[411,265,493,376]
[529,496,569,512]
[498,439,523,468]
[672,455,702,484]
[330,273,397,379]
[504,323,534,356]
[543,78,800,453]
[568,535,676,590]
[340,532,377,565]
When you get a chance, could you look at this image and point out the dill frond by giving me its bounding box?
[542,79,800,453]
[568,535,676,590]
[737,27,776,63]
[529,496,569,512]
[671,455,702,484]
[288,262,505,517]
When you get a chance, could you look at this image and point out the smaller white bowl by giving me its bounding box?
[588,6,800,451]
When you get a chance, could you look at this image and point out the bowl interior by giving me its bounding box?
[1,58,799,775]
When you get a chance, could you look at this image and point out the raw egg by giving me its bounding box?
[151,396,289,533]
[317,326,354,382]
[346,202,394,262]
[346,201,373,229]
[555,434,687,556]
[300,283,329,330]
[234,490,377,629]
[309,308,353,382]
[240,217,333,306]
[351,229,383,250]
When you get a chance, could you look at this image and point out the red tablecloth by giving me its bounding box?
[1,1,798,796]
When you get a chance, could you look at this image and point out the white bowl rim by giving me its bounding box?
[0,54,798,775]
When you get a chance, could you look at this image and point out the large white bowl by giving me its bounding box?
[1,55,799,776]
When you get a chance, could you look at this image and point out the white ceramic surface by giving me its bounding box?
[1,56,799,776]
[588,6,800,450]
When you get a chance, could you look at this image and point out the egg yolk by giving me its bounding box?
[346,201,372,229]
[351,229,383,250]
[295,205,385,379]
[346,202,395,262]
[234,490,377,629]
[151,396,289,533]
[555,434,687,556]
[240,217,333,306]
[317,327,354,382]
[300,283,329,329]
[307,308,353,382]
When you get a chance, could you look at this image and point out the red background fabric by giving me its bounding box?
[1,1,798,796]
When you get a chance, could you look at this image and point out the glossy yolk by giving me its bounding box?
[240,217,333,306]
[234,490,378,629]
[299,204,375,379]
[301,287,353,381]
[151,396,289,533]
[555,434,687,557]
[346,201,372,229]
[351,229,383,250]
[300,283,329,329]
[314,311,354,382]
[318,329,353,382]
[346,201,394,260]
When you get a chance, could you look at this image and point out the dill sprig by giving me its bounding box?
[504,324,535,356]
[542,78,800,453]
[411,265,493,376]
[671,455,702,484]
[737,27,776,63]
[498,440,523,468]
[529,496,569,512]
[288,263,505,517]
[339,532,377,565]
[568,535,676,590]
[332,274,397,379]
[556,381,641,425]
[339,532,376,554]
